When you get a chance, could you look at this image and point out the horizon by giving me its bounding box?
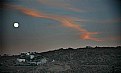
[1,45,121,55]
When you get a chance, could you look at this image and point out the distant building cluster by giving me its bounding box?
[16,52,47,66]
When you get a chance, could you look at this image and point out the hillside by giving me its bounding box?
[0,47,121,73]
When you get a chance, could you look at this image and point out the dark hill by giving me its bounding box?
[0,47,121,73]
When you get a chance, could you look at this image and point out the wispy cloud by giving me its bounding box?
[106,36,121,41]
[74,17,121,24]
[80,32,102,42]
[38,0,85,12]
[89,18,121,24]
[3,4,101,42]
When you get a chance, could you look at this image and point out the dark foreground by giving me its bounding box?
[0,47,121,73]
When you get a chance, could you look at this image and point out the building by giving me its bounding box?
[17,58,26,62]
[16,52,47,66]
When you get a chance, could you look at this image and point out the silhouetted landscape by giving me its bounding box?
[0,46,121,73]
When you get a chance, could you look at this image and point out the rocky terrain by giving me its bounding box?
[0,46,121,73]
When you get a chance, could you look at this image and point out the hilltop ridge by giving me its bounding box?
[0,46,121,73]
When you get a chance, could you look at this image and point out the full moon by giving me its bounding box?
[13,22,19,28]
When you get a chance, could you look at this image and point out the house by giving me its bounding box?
[40,58,47,64]
[36,62,42,65]
[30,55,35,59]
[52,59,55,62]
[26,52,30,55]
[27,58,47,65]
[17,58,26,62]
[16,52,48,66]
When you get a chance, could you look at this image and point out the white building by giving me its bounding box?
[36,62,42,65]
[41,58,47,64]
[52,59,55,62]
[17,58,26,62]
[30,55,35,59]
[26,52,30,55]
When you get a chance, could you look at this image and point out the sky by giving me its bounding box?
[0,0,121,55]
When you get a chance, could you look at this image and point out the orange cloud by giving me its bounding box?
[80,32,103,42]
[3,4,101,41]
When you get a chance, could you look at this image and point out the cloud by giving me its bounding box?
[95,18,121,24]
[106,36,121,41]
[38,0,85,12]
[2,4,101,42]
[74,17,121,25]
[80,32,102,42]
[100,18,121,24]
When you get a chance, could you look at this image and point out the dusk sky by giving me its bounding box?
[1,0,121,55]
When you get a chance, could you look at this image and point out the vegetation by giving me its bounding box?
[0,46,121,73]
